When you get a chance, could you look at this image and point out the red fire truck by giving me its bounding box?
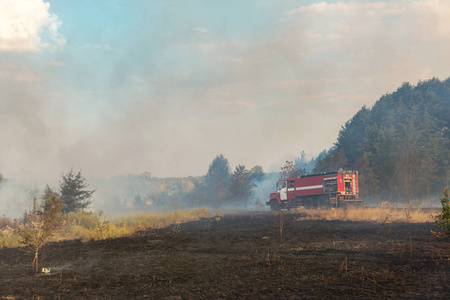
[266,170,360,210]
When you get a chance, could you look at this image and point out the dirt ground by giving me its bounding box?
[0,211,449,299]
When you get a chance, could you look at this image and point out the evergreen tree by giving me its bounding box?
[205,154,230,207]
[294,151,317,174]
[318,77,450,200]
[229,165,256,207]
[337,106,370,166]
[314,148,348,172]
[59,169,95,213]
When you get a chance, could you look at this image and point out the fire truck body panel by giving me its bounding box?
[267,171,360,210]
[288,176,324,198]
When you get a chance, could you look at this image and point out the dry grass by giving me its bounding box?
[293,205,436,223]
[112,207,212,229]
[0,208,216,248]
[0,206,438,248]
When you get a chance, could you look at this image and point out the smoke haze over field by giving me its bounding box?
[1,0,450,182]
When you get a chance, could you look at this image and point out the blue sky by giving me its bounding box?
[1,0,450,181]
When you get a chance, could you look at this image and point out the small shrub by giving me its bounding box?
[18,187,64,272]
[431,187,450,238]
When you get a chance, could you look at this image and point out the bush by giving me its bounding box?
[18,187,64,272]
[61,211,111,241]
[431,187,450,239]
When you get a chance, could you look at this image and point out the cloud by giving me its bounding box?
[188,0,450,110]
[283,0,450,62]
[0,0,65,52]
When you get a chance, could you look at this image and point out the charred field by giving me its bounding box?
[0,210,449,299]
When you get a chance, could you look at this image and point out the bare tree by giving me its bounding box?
[280,160,301,180]
[18,186,64,273]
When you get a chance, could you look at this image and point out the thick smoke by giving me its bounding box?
[1,1,450,215]
[253,173,279,209]
[0,179,42,218]
[2,1,450,181]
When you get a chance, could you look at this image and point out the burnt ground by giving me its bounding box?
[0,211,449,299]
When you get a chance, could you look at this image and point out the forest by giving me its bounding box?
[314,77,450,201]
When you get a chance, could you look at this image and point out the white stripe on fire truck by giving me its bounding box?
[295,185,323,191]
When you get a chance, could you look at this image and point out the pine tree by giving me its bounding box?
[205,155,230,207]
[229,165,256,207]
[59,169,95,213]
[314,148,348,173]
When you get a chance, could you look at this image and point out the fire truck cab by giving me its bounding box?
[266,170,360,210]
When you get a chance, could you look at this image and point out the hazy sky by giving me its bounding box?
[1,0,449,181]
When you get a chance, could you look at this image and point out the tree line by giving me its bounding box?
[86,156,265,211]
[309,77,449,201]
[191,154,264,208]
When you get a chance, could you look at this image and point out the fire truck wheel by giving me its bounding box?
[317,196,326,207]
[304,198,313,208]
[270,200,280,211]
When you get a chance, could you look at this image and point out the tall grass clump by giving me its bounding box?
[60,211,114,241]
[0,216,21,247]
[0,226,22,248]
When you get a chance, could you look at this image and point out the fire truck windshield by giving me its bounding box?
[276,181,287,190]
